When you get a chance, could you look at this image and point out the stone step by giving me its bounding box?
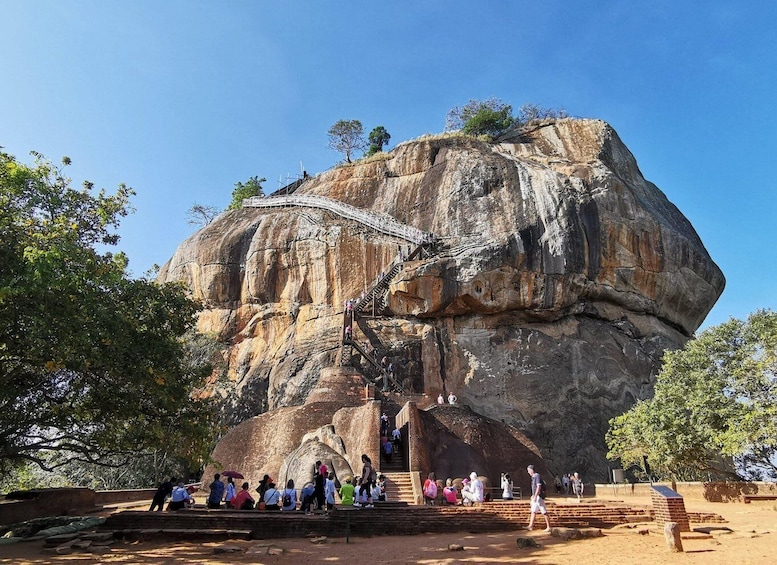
[381,472,415,504]
[101,500,680,540]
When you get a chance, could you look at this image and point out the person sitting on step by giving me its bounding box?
[423,472,438,505]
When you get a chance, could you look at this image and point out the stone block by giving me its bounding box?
[213,544,243,554]
[516,537,539,549]
[664,522,683,552]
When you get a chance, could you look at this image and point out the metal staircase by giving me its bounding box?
[243,194,434,245]
[343,336,405,393]
[245,191,439,398]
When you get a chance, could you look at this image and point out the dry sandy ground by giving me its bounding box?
[1,498,775,564]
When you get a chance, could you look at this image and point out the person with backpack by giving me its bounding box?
[526,465,551,532]
[423,472,438,505]
[281,479,297,511]
[353,454,375,508]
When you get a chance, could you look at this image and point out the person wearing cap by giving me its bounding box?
[339,476,355,506]
[461,477,471,496]
[263,482,281,510]
[461,472,484,505]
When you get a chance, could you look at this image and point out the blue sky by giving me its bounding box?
[2,1,774,331]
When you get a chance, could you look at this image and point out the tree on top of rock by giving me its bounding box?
[327,119,367,163]
[446,99,569,140]
[366,126,391,157]
[445,98,515,139]
[229,175,265,209]
[187,203,220,227]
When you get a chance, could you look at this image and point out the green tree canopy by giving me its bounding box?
[366,126,391,157]
[445,98,515,138]
[0,150,219,477]
[606,310,777,481]
[446,99,568,140]
[327,119,367,163]
[229,176,265,210]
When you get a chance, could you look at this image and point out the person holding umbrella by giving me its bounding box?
[220,470,244,508]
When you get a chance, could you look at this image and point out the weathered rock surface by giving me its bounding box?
[160,119,724,480]
[205,367,548,494]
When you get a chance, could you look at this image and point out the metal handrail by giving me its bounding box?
[243,194,434,244]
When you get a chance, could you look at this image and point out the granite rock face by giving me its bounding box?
[204,367,549,494]
[160,119,724,480]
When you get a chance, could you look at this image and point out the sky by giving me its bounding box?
[1,0,774,331]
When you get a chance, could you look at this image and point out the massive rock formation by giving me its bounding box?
[159,119,724,481]
[206,367,549,496]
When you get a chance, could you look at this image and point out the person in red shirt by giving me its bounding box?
[233,481,255,510]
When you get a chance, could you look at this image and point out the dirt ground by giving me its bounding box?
[1,497,775,564]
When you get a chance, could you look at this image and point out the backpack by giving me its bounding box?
[539,478,547,499]
[369,466,377,482]
[425,480,437,498]
[282,489,292,507]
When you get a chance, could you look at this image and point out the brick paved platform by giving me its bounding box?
[100,499,720,540]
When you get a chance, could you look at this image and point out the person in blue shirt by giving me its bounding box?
[281,479,298,511]
[168,482,193,511]
[300,481,316,514]
[207,473,225,509]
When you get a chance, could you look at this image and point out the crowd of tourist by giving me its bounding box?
[555,473,585,500]
[153,459,355,514]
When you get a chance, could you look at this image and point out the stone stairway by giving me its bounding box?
[379,444,407,473]
[381,472,415,504]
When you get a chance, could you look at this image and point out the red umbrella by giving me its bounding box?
[221,470,244,479]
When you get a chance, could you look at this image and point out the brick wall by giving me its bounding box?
[650,488,690,532]
[593,481,777,502]
[0,488,96,526]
